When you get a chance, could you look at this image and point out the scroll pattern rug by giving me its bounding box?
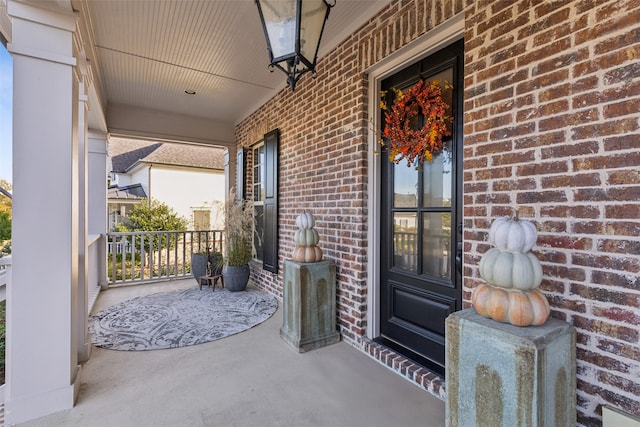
[89,287,277,351]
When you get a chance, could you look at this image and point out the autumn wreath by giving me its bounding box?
[380,79,453,166]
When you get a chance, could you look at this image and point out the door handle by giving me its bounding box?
[455,222,463,273]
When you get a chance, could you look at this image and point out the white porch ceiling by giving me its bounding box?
[70,0,392,144]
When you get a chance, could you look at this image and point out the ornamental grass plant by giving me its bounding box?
[224,190,255,267]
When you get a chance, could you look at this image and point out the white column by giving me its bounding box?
[88,130,108,291]
[5,1,80,424]
[224,147,237,201]
[76,58,90,363]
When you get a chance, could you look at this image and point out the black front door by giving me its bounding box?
[378,39,464,376]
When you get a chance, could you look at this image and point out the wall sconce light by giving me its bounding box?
[255,0,335,91]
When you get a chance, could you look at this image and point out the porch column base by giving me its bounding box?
[280,260,340,353]
[78,342,92,363]
[445,308,576,426]
[5,367,80,426]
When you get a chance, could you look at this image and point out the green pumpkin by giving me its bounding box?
[294,228,319,247]
[479,248,543,290]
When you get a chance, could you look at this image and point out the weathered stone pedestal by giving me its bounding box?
[280,259,340,352]
[446,308,576,427]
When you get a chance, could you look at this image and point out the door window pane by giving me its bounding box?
[422,212,452,279]
[422,139,452,208]
[394,158,418,208]
[393,212,417,271]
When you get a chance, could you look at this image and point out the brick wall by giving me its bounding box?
[463,1,640,425]
[237,0,639,425]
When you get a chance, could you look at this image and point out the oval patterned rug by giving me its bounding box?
[89,287,278,351]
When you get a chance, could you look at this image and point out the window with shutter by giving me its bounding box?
[249,129,279,273]
[262,129,279,273]
[236,147,245,201]
[252,143,265,261]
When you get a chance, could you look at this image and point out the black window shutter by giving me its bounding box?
[236,147,245,201]
[263,129,279,273]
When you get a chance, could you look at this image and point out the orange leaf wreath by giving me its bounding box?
[381,80,452,166]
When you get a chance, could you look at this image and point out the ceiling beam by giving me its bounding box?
[106,104,235,148]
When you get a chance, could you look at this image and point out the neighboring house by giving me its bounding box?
[108,138,226,231]
[106,183,146,231]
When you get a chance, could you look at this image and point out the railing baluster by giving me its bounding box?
[181,232,187,278]
[165,232,170,278]
[150,234,155,279]
[154,233,159,278]
[140,233,146,281]
[110,236,116,283]
[120,235,126,283]
[158,233,163,278]
[173,233,179,277]
[128,235,134,282]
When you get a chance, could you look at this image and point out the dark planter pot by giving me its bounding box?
[191,254,209,281]
[222,265,250,292]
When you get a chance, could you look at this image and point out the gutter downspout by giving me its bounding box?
[0,187,11,199]
[148,164,152,206]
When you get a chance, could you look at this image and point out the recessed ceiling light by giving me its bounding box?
[184,89,197,95]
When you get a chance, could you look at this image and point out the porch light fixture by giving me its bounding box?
[255,0,335,91]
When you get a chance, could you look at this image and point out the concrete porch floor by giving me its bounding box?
[22,279,445,427]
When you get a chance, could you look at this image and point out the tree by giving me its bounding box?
[0,180,11,215]
[0,211,9,242]
[114,199,188,253]
[115,199,188,232]
[0,180,11,256]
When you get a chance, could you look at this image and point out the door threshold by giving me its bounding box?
[374,336,445,377]
[362,338,446,401]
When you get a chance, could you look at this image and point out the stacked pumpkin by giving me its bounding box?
[292,212,323,263]
[472,215,550,327]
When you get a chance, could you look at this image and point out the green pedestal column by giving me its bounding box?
[280,259,341,352]
[446,308,576,427]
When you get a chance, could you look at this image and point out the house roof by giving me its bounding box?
[107,183,147,200]
[109,137,225,173]
[394,193,418,208]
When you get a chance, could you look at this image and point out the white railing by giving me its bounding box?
[394,231,417,271]
[0,255,5,403]
[0,231,226,292]
[87,235,104,311]
[107,230,224,286]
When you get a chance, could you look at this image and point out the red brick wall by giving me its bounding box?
[237,0,639,425]
[463,1,640,425]
[236,0,465,344]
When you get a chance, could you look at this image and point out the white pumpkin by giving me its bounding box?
[295,212,315,230]
[294,228,320,247]
[488,216,537,253]
[479,248,543,290]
